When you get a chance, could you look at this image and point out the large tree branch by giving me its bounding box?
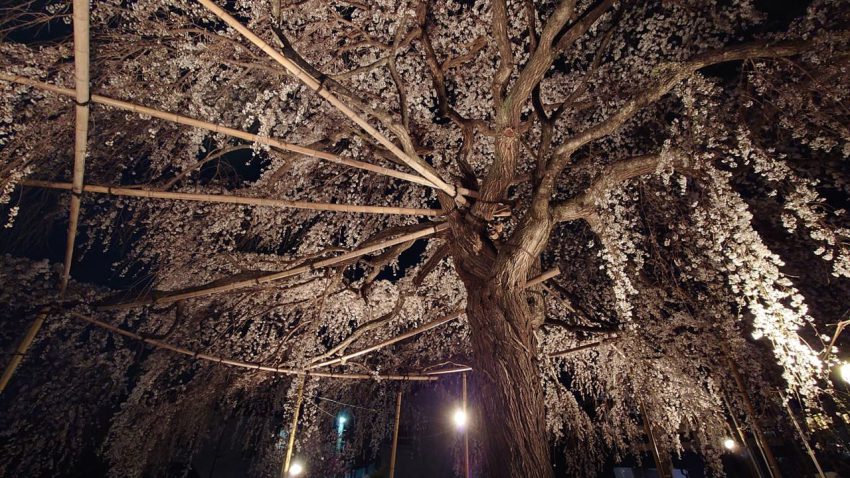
[502,0,614,123]
[491,0,517,106]
[551,153,690,223]
[552,39,814,160]
[471,0,613,223]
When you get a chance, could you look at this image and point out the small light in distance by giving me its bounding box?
[723,438,737,451]
[289,461,304,476]
[840,362,850,384]
[453,408,468,430]
[338,416,347,425]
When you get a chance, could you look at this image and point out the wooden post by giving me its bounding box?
[61,0,91,294]
[463,372,470,478]
[640,401,671,478]
[780,393,826,478]
[389,390,403,478]
[727,356,782,478]
[281,375,306,477]
[0,310,48,394]
[722,393,765,478]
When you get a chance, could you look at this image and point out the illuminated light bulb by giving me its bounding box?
[453,408,468,430]
[723,438,737,451]
[289,461,304,476]
[840,362,850,384]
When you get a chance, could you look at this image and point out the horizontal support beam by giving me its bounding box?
[69,312,437,381]
[526,267,560,287]
[425,366,473,376]
[21,180,441,217]
[549,335,619,358]
[104,222,450,309]
[308,309,465,369]
[0,73,452,192]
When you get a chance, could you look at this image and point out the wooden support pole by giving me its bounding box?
[308,310,464,369]
[780,393,826,478]
[106,222,449,309]
[462,372,470,478]
[549,335,619,358]
[526,267,560,288]
[0,310,48,394]
[68,311,437,381]
[0,73,451,192]
[640,401,672,478]
[722,393,765,478]
[281,375,306,477]
[61,0,91,294]
[194,0,459,201]
[727,356,782,478]
[22,180,441,217]
[389,389,403,478]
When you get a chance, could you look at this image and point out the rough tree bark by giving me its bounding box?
[463,282,554,478]
[448,196,555,477]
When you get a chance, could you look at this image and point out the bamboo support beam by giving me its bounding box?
[549,335,619,358]
[526,267,560,287]
[68,311,437,381]
[281,375,306,477]
[425,366,473,376]
[22,180,441,217]
[307,309,465,369]
[0,310,48,394]
[194,0,459,201]
[389,389,402,478]
[307,268,559,370]
[106,222,450,309]
[61,0,91,294]
[0,73,455,192]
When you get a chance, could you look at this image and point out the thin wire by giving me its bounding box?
[308,394,380,413]
[304,400,335,419]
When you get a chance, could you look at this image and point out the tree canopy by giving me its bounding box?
[1,0,849,476]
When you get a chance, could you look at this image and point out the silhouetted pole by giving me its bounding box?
[640,401,671,478]
[389,390,403,478]
[463,372,470,478]
[780,392,826,478]
[722,393,765,478]
[0,309,48,394]
[281,376,306,477]
[727,356,782,478]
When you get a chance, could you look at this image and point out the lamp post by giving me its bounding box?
[462,373,470,478]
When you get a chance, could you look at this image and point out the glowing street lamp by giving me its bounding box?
[453,408,468,430]
[840,362,850,384]
[723,438,737,451]
[288,461,304,476]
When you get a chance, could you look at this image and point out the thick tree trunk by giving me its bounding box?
[463,281,553,478]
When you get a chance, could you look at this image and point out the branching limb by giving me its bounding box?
[551,152,692,223]
[491,0,517,106]
[551,39,816,163]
